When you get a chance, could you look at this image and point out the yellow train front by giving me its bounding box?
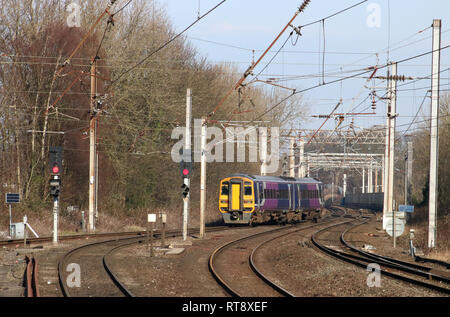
[219,173,324,225]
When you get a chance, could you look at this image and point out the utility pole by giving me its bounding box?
[389,63,398,218]
[375,167,379,192]
[260,128,267,176]
[289,137,295,177]
[383,83,390,228]
[298,139,305,178]
[306,154,310,177]
[383,63,397,230]
[95,151,98,219]
[429,19,441,248]
[343,174,347,198]
[183,89,192,241]
[200,116,207,238]
[331,179,334,204]
[406,141,413,204]
[362,168,365,193]
[405,141,413,224]
[381,156,385,192]
[89,59,97,232]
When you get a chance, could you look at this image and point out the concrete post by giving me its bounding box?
[428,19,441,248]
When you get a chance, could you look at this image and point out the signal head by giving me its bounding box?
[52,165,60,174]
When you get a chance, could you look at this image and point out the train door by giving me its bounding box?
[230,178,243,211]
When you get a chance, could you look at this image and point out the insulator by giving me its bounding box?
[389,75,406,81]
[299,0,311,12]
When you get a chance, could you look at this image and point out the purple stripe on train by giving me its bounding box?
[258,181,320,211]
[262,182,279,209]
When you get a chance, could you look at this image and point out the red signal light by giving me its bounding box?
[52,165,60,174]
[182,168,189,176]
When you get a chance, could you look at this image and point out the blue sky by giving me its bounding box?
[161,0,450,132]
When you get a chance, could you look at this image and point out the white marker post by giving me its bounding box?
[147,213,156,257]
[23,215,27,247]
[160,213,167,247]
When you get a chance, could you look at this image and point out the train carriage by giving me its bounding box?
[219,173,324,225]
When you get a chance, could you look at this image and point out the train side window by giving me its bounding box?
[221,183,229,195]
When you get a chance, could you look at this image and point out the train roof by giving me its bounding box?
[228,173,322,184]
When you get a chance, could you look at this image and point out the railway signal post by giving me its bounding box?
[289,137,295,177]
[200,116,207,238]
[183,89,192,241]
[49,147,62,244]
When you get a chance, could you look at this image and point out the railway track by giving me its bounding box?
[58,235,142,297]
[311,217,450,295]
[209,207,353,297]
[57,226,236,297]
[0,230,155,247]
[341,222,450,284]
[209,224,297,297]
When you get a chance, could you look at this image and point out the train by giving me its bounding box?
[218,173,324,225]
[343,192,384,211]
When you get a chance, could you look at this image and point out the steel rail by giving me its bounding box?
[248,212,351,297]
[58,235,143,297]
[24,256,40,297]
[1,230,147,247]
[209,225,295,297]
[340,222,450,284]
[58,226,233,297]
[311,220,450,295]
[415,256,450,269]
[209,207,349,297]
[1,225,230,247]
[101,225,239,297]
[102,240,142,297]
